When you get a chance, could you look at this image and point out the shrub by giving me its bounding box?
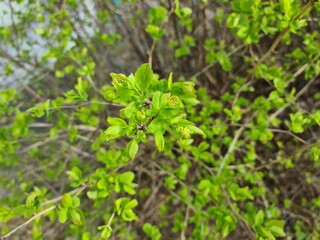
[0,0,320,239]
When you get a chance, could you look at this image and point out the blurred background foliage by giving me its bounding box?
[0,0,320,239]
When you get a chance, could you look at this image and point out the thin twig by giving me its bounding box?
[41,184,87,207]
[257,0,315,65]
[148,40,157,67]
[148,0,176,68]
[180,195,190,240]
[51,101,123,110]
[269,75,318,121]
[218,113,256,175]
[221,187,255,239]
[191,43,247,79]
[0,206,56,239]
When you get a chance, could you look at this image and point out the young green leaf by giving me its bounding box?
[152,91,162,110]
[143,223,162,240]
[188,125,206,138]
[122,208,138,221]
[255,210,264,225]
[265,220,285,237]
[280,0,291,17]
[134,63,153,94]
[0,207,13,222]
[268,226,285,237]
[69,208,84,225]
[107,117,128,127]
[58,208,68,223]
[104,125,127,141]
[126,139,139,159]
[61,194,73,208]
[66,167,82,182]
[100,225,112,239]
[119,172,135,184]
[155,132,165,152]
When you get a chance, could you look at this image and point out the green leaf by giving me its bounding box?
[66,167,82,181]
[69,125,78,142]
[288,112,310,133]
[227,13,240,28]
[135,63,153,93]
[61,194,73,208]
[122,208,138,221]
[180,7,192,18]
[148,6,168,25]
[115,198,138,219]
[222,221,230,237]
[110,73,127,91]
[121,102,136,118]
[143,223,162,240]
[69,208,84,225]
[12,205,28,216]
[175,46,190,58]
[26,193,38,208]
[35,28,45,35]
[165,176,177,190]
[87,191,98,200]
[100,225,112,239]
[125,199,138,209]
[123,185,136,195]
[268,226,286,237]
[216,51,232,71]
[198,179,211,191]
[126,139,139,159]
[146,25,164,40]
[198,142,209,152]
[104,126,126,141]
[98,178,108,190]
[0,207,13,222]
[107,117,128,126]
[274,78,286,93]
[73,198,80,209]
[255,210,264,225]
[188,125,206,138]
[182,98,200,106]
[280,0,291,17]
[155,132,165,152]
[119,172,135,184]
[26,99,51,118]
[143,223,153,235]
[147,117,167,134]
[58,207,68,223]
[152,91,162,110]
[115,198,125,214]
[240,0,255,12]
[311,145,320,161]
[265,220,285,237]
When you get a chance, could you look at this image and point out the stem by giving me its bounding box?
[269,75,317,122]
[180,196,190,240]
[107,212,115,226]
[257,0,315,65]
[0,206,56,239]
[41,184,87,207]
[0,185,87,239]
[217,113,256,175]
[148,40,157,68]
[148,0,176,68]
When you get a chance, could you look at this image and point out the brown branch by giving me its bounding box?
[257,0,315,66]
[148,0,176,68]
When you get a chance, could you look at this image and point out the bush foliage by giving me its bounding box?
[1,0,320,239]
